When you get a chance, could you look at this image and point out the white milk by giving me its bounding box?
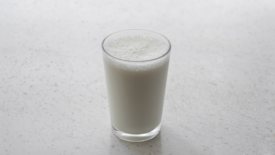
[103,34,170,134]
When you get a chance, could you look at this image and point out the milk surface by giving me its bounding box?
[104,34,170,134]
[105,35,168,61]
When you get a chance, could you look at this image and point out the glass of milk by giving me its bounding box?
[102,30,171,142]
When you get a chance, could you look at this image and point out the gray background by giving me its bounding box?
[0,0,274,154]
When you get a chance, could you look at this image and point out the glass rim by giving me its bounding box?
[101,29,171,62]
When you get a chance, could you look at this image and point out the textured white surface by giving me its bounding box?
[1,0,275,154]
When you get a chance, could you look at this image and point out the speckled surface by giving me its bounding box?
[0,0,275,154]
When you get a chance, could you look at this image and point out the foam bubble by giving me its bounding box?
[105,35,167,61]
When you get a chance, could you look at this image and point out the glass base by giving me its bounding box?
[112,124,161,142]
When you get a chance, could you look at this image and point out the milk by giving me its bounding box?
[103,32,170,134]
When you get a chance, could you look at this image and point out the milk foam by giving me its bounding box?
[105,35,168,61]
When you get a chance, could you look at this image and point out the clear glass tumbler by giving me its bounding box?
[102,30,171,142]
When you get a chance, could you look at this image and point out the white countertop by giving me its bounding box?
[1,0,275,154]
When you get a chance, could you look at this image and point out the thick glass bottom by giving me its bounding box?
[112,124,161,142]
